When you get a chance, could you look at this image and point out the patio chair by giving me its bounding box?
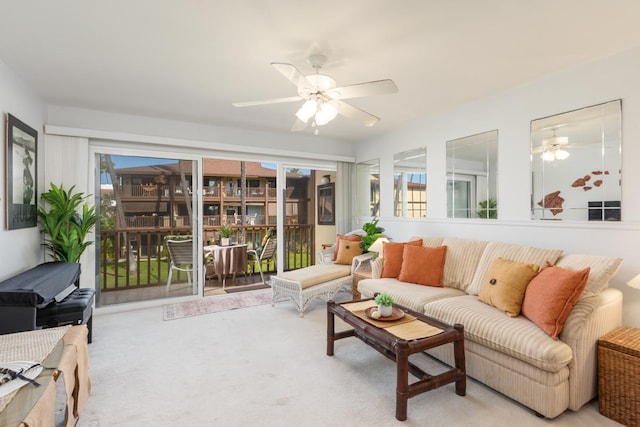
[166,239,198,294]
[247,236,277,284]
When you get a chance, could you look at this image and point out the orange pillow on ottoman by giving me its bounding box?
[521,263,590,339]
[398,245,447,287]
[332,234,362,260]
[380,239,423,278]
[334,238,364,265]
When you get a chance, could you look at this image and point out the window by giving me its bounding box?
[393,148,427,217]
[356,159,380,217]
[447,130,498,219]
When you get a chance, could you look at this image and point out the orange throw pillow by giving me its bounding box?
[334,238,364,265]
[398,245,447,287]
[381,239,423,278]
[521,263,590,339]
[332,234,362,261]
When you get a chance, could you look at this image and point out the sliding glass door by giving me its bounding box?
[94,153,200,306]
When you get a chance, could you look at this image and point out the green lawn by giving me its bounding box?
[100,255,306,290]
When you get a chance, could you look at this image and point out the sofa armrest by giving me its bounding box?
[559,288,623,410]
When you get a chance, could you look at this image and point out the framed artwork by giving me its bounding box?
[5,114,37,229]
[317,182,335,225]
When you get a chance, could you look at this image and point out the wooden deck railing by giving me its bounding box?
[98,224,315,292]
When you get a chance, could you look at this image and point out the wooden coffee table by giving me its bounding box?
[327,299,466,421]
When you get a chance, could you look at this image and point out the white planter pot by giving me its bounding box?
[378,304,393,317]
[221,237,230,246]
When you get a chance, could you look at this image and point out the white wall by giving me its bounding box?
[354,47,640,327]
[46,105,354,161]
[0,59,46,280]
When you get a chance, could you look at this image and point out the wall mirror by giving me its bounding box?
[393,147,427,218]
[447,130,498,219]
[356,159,380,217]
[530,100,621,221]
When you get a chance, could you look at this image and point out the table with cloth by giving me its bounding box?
[204,243,248,286]
[0,325,90,427]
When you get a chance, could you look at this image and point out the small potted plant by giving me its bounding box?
[374,292,394,317]
[218,225,236,246]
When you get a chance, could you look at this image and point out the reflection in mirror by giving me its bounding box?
[356,159,380,217]
[447,130,498,218]
[531,100,621,221]
[393,147,426,217]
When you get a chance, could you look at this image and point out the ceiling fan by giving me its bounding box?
[232,54,398,134]
[532,126,577,162]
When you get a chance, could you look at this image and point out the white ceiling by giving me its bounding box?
[1,1,639,143]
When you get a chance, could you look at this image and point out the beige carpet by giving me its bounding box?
[78,294,621,427]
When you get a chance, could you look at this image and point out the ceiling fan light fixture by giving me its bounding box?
[555,149,570,160]
[541,150,556,162]
[314,102,338,126]
[306,74,336,91]
[296,99,317,123]
[542,136,569,147]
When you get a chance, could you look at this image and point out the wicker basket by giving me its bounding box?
[598,326,640,427]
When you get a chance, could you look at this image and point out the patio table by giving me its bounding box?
[204,243,248,286]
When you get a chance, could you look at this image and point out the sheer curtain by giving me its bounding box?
[335,161,355,234]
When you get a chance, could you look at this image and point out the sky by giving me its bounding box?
[100,156,308,184]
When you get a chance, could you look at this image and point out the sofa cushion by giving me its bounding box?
[424,295,573,373]
[478,258,540,317]
[409,236,445,248]
[468,241,563,295]
[334,238,363,265]
[398,245,447,287]
[357,278,465,313]
[554,254,622,300]
[380,239,423,278]
[522,264,589,338]
[441,237,489,292]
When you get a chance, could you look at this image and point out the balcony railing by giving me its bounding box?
[98,224,315,292]
[117,184,287,200]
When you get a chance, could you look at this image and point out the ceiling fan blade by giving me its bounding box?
[290,118,308,132]
[331,99,380,127]
[325,79,398,100]
[271,62,313,90]
[232,96,302,107]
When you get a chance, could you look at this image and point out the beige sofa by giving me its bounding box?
[357,236,623,418]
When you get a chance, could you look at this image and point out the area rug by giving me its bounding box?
[163,288,272,320]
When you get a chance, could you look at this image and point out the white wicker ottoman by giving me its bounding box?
[270,264,353,317]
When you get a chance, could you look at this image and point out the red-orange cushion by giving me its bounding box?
[380,239,423,278]
[521,263,590,339]
[332,234,362,261]
[398,245,447,287]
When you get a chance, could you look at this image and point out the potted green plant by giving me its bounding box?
[218,225,236,246]
[477,199,498,219]
[37,183,98,263]
[361,217,386,252]
[374,292,394,317]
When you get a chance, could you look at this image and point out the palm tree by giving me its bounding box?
[240,161,247,242]
[101,154,134,271]
[178,160,192,221]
